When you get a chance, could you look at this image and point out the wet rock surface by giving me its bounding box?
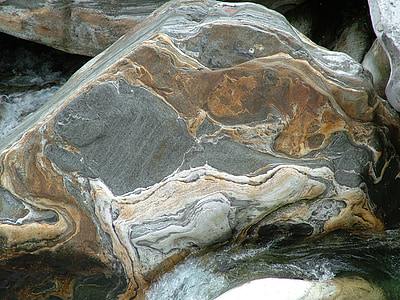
[0,0,400,299]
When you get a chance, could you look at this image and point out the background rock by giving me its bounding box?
[235,0,308,13]
[147,227,400,299]
[0,0,168,56]
[0,32,88,94]
[285,0,375,58]
[369,0,400,111]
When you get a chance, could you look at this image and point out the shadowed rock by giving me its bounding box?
[286,0,375,62]
[1,0,400,299]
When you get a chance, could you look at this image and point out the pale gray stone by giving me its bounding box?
[369,0,400,111]
[362,39,391,99]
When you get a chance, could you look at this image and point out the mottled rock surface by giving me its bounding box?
[1,0,400,299]
[369,0,400,111]
[0,0,168,56]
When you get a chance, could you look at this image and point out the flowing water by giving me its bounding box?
[0,87,61,137]
[146,229,400,299]
[0,33,89,138]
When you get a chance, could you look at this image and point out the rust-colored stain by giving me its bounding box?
[117,34,393,157]
[0,128,110,298]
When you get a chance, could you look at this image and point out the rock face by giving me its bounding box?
[0,0,168,56]
[1,0,400,299]
[369,0,400,111]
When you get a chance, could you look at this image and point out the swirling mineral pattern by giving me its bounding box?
[1,0,400,299]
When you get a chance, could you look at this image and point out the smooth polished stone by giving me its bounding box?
[214,277,385,300]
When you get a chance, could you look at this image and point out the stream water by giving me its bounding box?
[0,33,89,138]
[146,229,400,299]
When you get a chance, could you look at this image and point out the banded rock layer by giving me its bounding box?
[1,0,400,299]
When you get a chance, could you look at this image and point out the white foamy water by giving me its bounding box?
[145,258,227,300]
[0,86,60,138]
[145,254,338,300]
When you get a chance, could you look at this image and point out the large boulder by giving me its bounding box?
[1,0,400,299]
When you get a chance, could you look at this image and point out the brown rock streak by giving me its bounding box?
[0,127,103,276]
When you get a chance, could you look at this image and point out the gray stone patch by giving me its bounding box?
[45,144,88,174]
[203,136,282,176]
[53,80,195,195]
[196,118,221,138]
[178,144,207,171]
[0,187,28,225]
[0,187,58,225]
[308,199,346,233]
[175,24,290,69]
[24,205,59,225]
[324,133,371,188]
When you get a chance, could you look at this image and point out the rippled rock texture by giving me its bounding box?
[1,0,400,299]
[0,0,168,56]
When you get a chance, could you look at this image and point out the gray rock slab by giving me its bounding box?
[52,80,195,195]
